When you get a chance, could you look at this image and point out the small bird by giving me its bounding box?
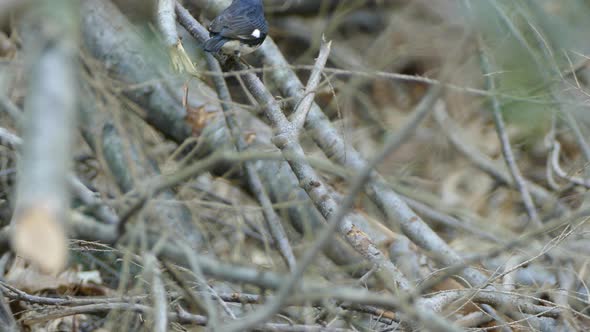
[203,0,268,57]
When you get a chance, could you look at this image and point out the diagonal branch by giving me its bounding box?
[290,38,332,132]
[175,3,407,293]
[204,52,296,269]
[257,37,490,287]
[480,48,542,229]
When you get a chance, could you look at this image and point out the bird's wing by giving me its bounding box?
[209,7,267,40]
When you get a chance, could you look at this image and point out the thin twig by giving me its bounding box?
[178,244,221,328]
[204,52,296,270]
[144,254,168,332]
[0,280,397,326]
[433,104,568,216]
[480,49,542,228]
[290,38,332,132]
[549,140,590,188]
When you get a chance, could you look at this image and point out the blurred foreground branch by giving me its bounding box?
[11,0,79,274]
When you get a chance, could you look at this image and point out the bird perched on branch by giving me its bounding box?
[203,0,268,57]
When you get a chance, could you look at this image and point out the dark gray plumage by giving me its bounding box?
[203,0,268,56]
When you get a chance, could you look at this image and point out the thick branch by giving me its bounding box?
[12,0,79,274]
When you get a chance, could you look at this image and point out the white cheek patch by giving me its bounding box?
[251,29,261,38]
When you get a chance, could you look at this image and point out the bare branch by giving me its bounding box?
[155,0,195,73]
[480,49,542,228]
[12,0,79,274]
[205,52,296,269]
[290,39,332,132]
[257,35,490,290]
[433,104,569,216]
[144,254,168,332]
